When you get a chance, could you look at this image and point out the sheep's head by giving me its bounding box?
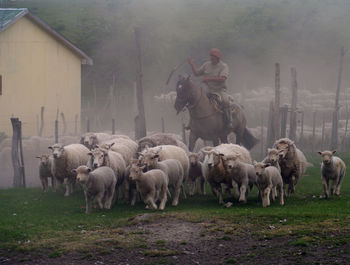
[142,152,159,171]
[223,154,240,172]
[48,143,64,159]
[274,139,294,159]
[253,161,270,177]
[318,150,336,165]
[189,152,199,166]
[36,154,50,165]
[267,148,279,163]
[88,149,106,169]
[89,134,99,149]
[129,161,144,181]
[205,151,224,169]
[72,165,91,183]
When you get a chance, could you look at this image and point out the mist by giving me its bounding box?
[2,0,350,187]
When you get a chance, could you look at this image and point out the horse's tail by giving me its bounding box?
[241,128,259,150]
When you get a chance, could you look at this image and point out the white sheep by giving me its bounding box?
[48,143,90,196]
[188,152,206,196]
[99,138,138,166]
[140,150,184,206]
[273,138,307,196]
[253,161,284,207]
[35,154,54,192]
[202,143,251,205]
[129,159,168,210]
[80,132,115,149]
[223,154,256,203]
[262,148,281,172]
[318,150,346,198]
[87,147,126,203]
[140,145,189,187]
[73,165,117,214]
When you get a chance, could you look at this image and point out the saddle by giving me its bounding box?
[207,93,240,115]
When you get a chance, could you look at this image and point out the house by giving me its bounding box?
[0,8,92,137]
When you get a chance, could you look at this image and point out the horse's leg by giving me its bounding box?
[188,131,198,151]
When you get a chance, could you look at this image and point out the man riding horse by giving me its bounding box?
[188,48,233,128]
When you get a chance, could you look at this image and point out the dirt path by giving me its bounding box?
[1,215,349,264]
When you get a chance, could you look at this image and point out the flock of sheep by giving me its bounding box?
[36,132,347,213]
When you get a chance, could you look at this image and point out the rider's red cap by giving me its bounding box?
[210,48,222,59]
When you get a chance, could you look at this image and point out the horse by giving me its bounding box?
[174,75,259,151]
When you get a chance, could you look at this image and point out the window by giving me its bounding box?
[0,75,2,95]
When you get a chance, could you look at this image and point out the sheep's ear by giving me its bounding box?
[253,160,257,165]
[137,152,144,157]
[87,168,92,173]
[87,152,93,156]
[264,163,271,168]
[332,150,337,155]
[95,144,100,148]
[317,151,322,155]
[48,146,53,150]
[71,169,77,174]
[110,142,115,147]
[154,154,160,159]
[140,165,146,170]
[267,148,271,152]
[289,141,294,146]
[35,156,41,159]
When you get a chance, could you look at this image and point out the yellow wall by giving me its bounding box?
[0,16,82,137]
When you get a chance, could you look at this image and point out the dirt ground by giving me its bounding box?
[1,215,349,265]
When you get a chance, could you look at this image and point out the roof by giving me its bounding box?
[0,8,93,65]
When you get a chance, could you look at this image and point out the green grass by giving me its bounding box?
[1,153,350,252]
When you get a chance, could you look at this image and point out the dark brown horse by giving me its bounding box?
[174,75,258,151]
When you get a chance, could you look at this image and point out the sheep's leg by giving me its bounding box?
[145,196,157,210]
[263,187,271,207]
[335,173,345,196]
[159,186,167,210]
[239,184,247,204]
[124,179,131,203]
[201,177,206,195]
[231,180,239,198]
[52,176,58,192]
[40,176,47,192]
[85,191,92,214]
[271,187,277,201]
[64,178,70,196]
[105,185,115,209]
[279,184,284,206]
[322,177,329,198]
[172,184,181,206]
[94,192,104,209]
[189,180,195,196]
[130,188,138,206]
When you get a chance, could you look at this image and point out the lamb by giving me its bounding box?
[140,149,184,206]
[87,147,126,203]
[99,138,138,166]
[72,165,117,214]
[137,132,189,154]
[80,132,115,149]
[262,148,281,172]
[318,150,346,198]
[273,138,307,196]
[140,145,190,184]
[48,143,90,196]
[188,152,206,196]
[253,161,284,207]
[35,154,54,192]
[223,154,256,203]
[129,159,168,210]
[202,143,252,205]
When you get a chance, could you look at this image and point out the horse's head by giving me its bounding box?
[174,74,192,114]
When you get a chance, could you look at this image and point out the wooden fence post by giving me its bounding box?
[74,114,78,135]
[182,122,187,146]
[289,67,298,141]
[86,118,90,133]
[11,118,25,188]
[55,120,59,144]
[60,112,67,135]
[39,106,44,136]
[341,105,349,152]
[266,101,274,148]
[299,111,304,149]
[312,111,316,153]
[260,111,264,159]
[134,27,147,140]
[274,63,280,141]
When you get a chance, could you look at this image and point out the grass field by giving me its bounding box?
[1,153,350,264]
